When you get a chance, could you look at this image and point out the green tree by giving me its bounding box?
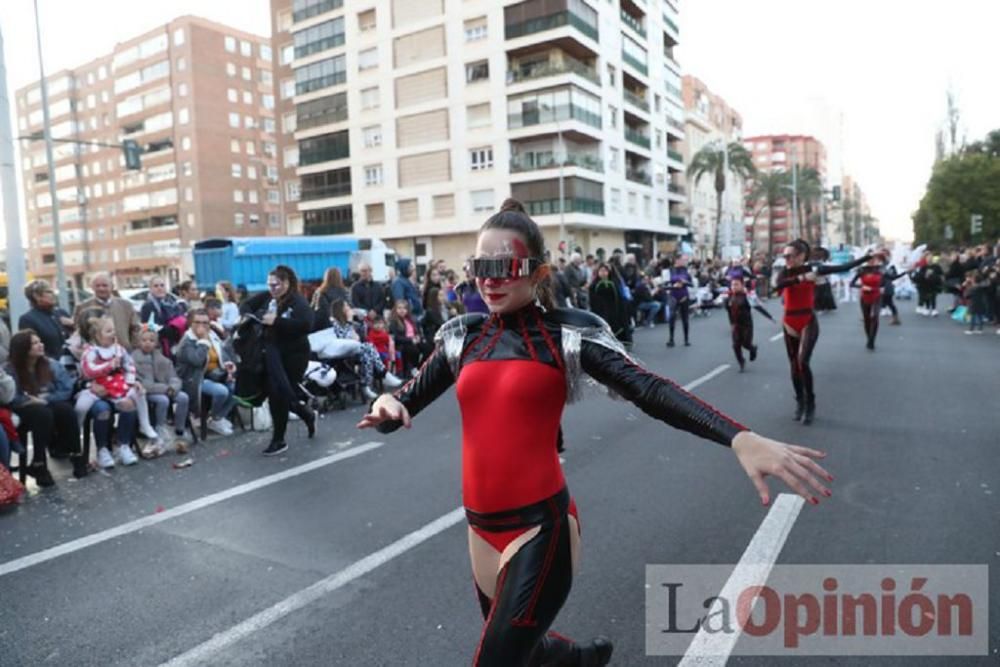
[687,141,756,257]
[791,167,822,244]
[913,128,1000,245]
[748,170,789,258]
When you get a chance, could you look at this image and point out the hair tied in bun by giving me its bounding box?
[499,198,526,214]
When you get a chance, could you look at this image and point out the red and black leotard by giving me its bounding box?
[376,304,748,666]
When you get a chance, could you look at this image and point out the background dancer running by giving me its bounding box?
[359,203,834,666]
[723,277,775,371]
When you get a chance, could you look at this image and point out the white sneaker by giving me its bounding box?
[382,372,404,389]
[116,445,138,466]
[362,385,379,401]
[97,447,115,469]
[915,306,925,315]
[964,330,975,335]
[207,418,233,436]
[931,310,938,317]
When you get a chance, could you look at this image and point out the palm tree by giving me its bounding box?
[687,142,756,258]
[748,170,790,258]
[791,167,822,244]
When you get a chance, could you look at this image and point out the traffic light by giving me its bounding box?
[831,185,841,202]
[971,214,983,236]
[122,139,142,170]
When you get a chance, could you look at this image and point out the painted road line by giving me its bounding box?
[683,364,730,392]
[769,332,784,342]
[677,493,805,666]
[0,442,385,577]
[158,507,467,667]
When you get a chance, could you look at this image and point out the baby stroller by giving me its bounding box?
[304,330,369,412]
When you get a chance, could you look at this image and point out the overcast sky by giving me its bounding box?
[2,0,998,245]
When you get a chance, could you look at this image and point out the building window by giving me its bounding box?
[249,213,260,226]
[359,47,378,71]
[467,103,490,129]
[366,203,385,225]
[226,62,236,77]
[465,60,489,84]
[260,44,273,62]
[295,55,347,94]
[233,189,243,203]
[228,112,240,128]
[244,115,255,129]
[267,189,280,204]
[293,17,346,59]
[283,147,299,168]
[230,139,240,153]
[262,94,274,110]
[471,189,494,212]
[627,191,637,215]
[281,78,296,100]
[607,64,615,86]
[398,198,419,223]
[363,125,382,148]
[358,9,376,32]
[247,165,257,179]
[178,83,188,97]
[364,164,383,186]
[231,163,242,178]
[464,17,487,41]
[243,90,253,105]
[609,147,619,172]
[228,88,238,103]
[248,190,259,204]
[282,112,297,134]
[234,212,245,226]
[610,188,621,212]
[240,40,252,58]
[360,86,379,110]
[469,147,493,171]
[654,94,661,112]
[246,140,256,155]
[178,108,189,124]
[286,180,300,202]
[655,130,663,149]
[608,105,617,129]
[242,66,252,81]
[225,36,236,53]
[281,44,294,66]
[181,136,191,151]
[177,57,186,72]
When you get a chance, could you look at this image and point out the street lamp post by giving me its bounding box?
[540,102,566,256]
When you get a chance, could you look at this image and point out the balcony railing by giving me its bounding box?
[295,71,347,96]
[524,197,604,216]
[294,33,346,60]
[663,14,680,35]
[300,183,351,201]
[293,0,344,24]
[508,103,602,131]
[621,50,648,76]
[510,152,603,173]
[626,169,652,186]
[669,215,686,227]
[508,57,599,86]
[667,148,684,162]
[620,9,646,38]
[667,183,685,195]
[665,81,682,100]
[624,89,649,112]
[667,117,685,132]
[505,10,599,42]
[625,128,651,149]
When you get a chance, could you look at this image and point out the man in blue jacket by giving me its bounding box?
[391,258,424,319]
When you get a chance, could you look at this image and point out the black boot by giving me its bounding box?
[262,441,288,456]
[803,396,816,425]
[580,636,614,666]
[793,396,805,421]
[302,408,316,439]
[27,462,55,487]
[749,344,758,361]
[532,634,613,667]
[71,455,90,479]
[666,339,675,347]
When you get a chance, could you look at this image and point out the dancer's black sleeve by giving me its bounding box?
[580,340,748,447]
[774,269,801,290]
[375,345,454,433]
[817,255,870,276]
[753,304,776,322]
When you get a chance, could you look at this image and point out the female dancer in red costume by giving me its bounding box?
[359,202,834,666]
[774,240,869,424]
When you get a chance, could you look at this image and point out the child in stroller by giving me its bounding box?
[304,300,403,411]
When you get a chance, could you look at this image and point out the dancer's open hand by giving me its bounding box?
[356,394,411,430]
[731,431,833,506]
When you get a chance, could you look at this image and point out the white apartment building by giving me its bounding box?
[272,0,689,273]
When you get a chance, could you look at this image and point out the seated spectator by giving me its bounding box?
[366,316,397,374]
[311,267,350,331]
[216,281,241,333]
[0,366,25,471]
[134,329,191,456]
[177,280,203,311]
[6,330,82,484]
[421,287,459,341]
[204,297,228,339]
[140,276,187,354]
[388,299,431,376]
[634,276,662,328]
[74,272,141,352]
[349,263,385,320]
[176,309,237,436]
[329,299,400,399]
[18,279,72,359]
[78,315,160,458]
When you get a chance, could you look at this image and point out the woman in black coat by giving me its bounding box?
[241,265,316,456]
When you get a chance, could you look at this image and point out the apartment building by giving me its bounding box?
[16,16,280,288]
[681,74,744,259]
[742,133,827,250]
[271,0,689,273]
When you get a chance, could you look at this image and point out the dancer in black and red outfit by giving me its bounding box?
[775,240,869,424]
[851,253,907,350]
[723,277,775,372]
[359,202,834,666]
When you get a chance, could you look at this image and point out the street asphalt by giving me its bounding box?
[1,299,997,666]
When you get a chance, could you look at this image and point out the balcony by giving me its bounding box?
[620,9,646,38]
[663,13,680,35]
[622,50,648,76]
[624,89,649,112]
[293,0,344,24]
[508,56,599,86]
[508,103,602,131]
[667,148,683,162]
[669,215,686,227]
[505,10,599,42]
[523,197,604,216]
[667,183,686,195]
[667,117,685,132]
[294,32,345,60]
[625,128,651,149]
[510,152,603,173]
[300,182,351,201]
[626,169,652,186]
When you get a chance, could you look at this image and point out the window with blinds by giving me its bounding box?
[398,150,450,187]
[391,0,443,28]
[366,203,385,225]
[396,109,449,148]
[433,194,455,218]
[393,25,445,68]
[395,67,447,109]
[466,103,491,129]
[398,198,419,222]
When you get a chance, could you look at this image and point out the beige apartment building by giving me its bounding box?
[16,16,281,288]
[681,74,744,259]
[271,0,690,273]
